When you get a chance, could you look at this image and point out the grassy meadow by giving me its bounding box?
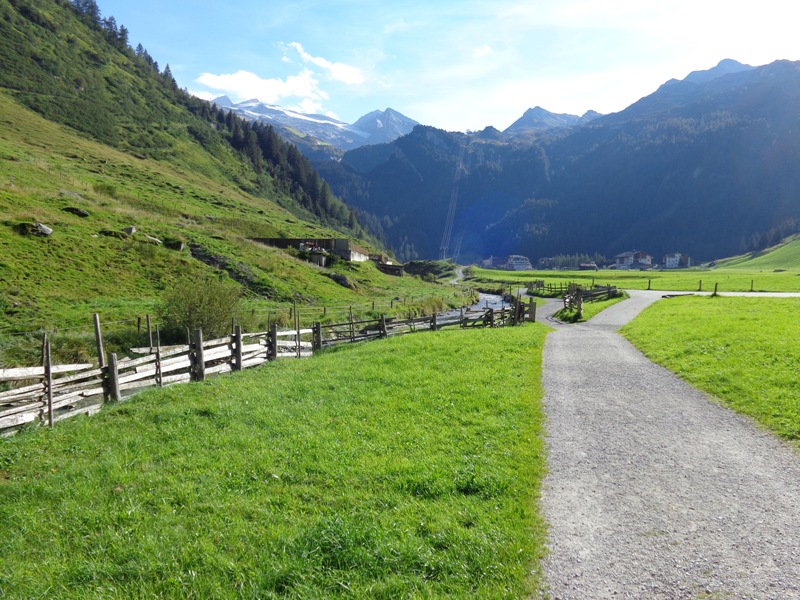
[0,325,548,599]
[469,265,800,293]
[621,296,800,442]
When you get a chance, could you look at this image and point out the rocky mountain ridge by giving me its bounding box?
[314,59,800,264]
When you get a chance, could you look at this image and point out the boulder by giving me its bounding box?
[34,223,53,236]
[63,207,90,217]
[328,273,357,290]
[99,229,128,239]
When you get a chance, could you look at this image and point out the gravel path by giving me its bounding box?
[538,290,800,599]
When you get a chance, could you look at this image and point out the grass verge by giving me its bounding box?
[552,292,628,323]
[621,296,800,442]
[0,325,548,598]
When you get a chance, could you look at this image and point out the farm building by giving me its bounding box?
[614,251,653,270]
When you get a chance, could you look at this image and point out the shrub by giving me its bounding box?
[158,274,248,341]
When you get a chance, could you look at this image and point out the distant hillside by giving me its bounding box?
[0,0,367,236]
[714,234,800,270]
[316,59,800,264]
[504,106,601,136]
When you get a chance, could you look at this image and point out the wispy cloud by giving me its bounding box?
[286,42,366,85]
[473,44,493,59]
[195,69,328,111]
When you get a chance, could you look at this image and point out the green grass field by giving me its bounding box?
[621,296,800,442]
[0,325,548,599]
[470,265,800,293]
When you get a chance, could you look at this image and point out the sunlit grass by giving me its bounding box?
[553,292,628,323]
[621,296,800,442]
[469,266,800,293]
[0,325,548,598]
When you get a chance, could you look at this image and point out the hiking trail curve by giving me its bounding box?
[538,290,800,599]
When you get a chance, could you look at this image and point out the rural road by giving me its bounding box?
[537,290,800,599]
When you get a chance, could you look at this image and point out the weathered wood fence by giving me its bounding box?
[563,284,620,319]
[0,299,534,436]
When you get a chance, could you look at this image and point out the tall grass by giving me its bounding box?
[621,296,800,441]
[0,325,548,598]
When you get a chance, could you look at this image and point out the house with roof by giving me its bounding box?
[614,251,653,270]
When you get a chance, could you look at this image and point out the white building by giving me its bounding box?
[663,252,691,269]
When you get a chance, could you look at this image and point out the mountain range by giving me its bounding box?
[3,0,799,278]
[212,97,418,160]
[312,59,800,264]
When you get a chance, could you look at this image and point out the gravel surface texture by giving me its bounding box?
[538,290,800,599]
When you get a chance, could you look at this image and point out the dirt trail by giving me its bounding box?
[538,291,800,599]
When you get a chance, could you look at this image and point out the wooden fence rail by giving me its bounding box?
[0,299,534,436]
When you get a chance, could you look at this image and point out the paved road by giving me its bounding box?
[538,291,800,599]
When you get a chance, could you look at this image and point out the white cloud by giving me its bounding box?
[189,89,217,102]
[194,69,327,105]
[473,44,493,59]
[287,42,366,85]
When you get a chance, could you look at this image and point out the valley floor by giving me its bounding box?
[537,291,800,598]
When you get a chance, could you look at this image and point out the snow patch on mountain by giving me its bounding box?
[213,98,418,151]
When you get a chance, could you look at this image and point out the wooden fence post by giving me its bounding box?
[698,280,703,292]
[43,334,54,427]
[529,299,536,322]
[106,352,122,402]
[379,315,388,338]
[431,313,438,331]
[294,302,302,359]
[488,308,495,328]
[349,306,355,342]
[155,327,163,387]
[93,313,106,369]
[268,322,278,361]
[192,329,205,381]
[313,322,322,351]
[146,315,153,353]
[713,283,719,297]
[233,325,243,371]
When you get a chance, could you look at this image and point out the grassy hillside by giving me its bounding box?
[0,91,461,324]
[0,0,474,362]
[711,234,800,270]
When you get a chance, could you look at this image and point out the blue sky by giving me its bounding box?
[98,0,799,132]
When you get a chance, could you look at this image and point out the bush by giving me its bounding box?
[158,274,248,341]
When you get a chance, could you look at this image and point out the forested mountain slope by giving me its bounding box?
[318,60,800,264]
[0,0,411,333]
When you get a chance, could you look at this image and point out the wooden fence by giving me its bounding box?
[0,299,534,436]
